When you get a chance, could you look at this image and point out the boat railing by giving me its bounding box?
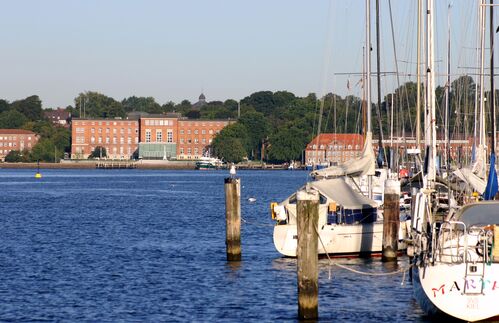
[433,221,493,265]
[432,221,467,264]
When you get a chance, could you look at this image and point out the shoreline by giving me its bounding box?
[0,161,196,170]
[0,161,298,170]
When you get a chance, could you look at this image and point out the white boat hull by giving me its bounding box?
[273,222,384,257]
[414,262,499,322]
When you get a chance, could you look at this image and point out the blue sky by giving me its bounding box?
[0,0,488,108]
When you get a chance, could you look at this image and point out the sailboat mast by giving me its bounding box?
[366,0,373,198]
[445,5,451,175]
[375,0,384,165]
[473,0,481,161]
[480,0,486,151]
[490,0,496,154]
[425,0,437,186]
[416,0,422,149]
[366,0,372,133]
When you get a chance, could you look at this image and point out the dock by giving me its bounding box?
[95,161,137,169]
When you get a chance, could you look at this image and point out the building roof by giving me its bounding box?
[44,108,70,120]
[0,129,37,135]
[192,93,207,109]
[307,133,363,149]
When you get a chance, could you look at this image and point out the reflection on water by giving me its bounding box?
[0,169,428,322]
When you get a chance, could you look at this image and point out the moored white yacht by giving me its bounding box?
[410,1,499,321]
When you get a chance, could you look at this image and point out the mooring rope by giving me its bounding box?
[313,224,413,283]
[241,217,275,228]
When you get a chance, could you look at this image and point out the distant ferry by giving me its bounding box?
[195,157,223,170]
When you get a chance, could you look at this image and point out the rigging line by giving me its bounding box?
[388,0,403,171]
[375,0,385,156]
[313,0,335,167]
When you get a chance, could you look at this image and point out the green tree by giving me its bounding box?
[241,91,275,115]
[211,123,250,162]
[28,138,56,162]
[267,127,308,162]
[0,110,28,128]
[10,95,43,121]
[122,96,162,114]
[74,92,125,118]
[4,150,27,162]
[186,110,201,119]
[211,137,246,163]
[0,99,9,114]
[239,111,270,158]
[88,146,107,159]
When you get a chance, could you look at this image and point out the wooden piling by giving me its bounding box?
[224,177,241,261]
[296,189,319,320]
[382,179,400,262]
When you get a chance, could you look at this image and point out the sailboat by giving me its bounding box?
[411,1,499,321]
[271,0,409,257]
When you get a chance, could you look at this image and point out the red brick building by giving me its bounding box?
[177,119,232,159]
[0,129,39,160]
[138,116,178,159]
[70,116,232,160]
[305,133,364,165]
[71,119,139,159]
[44,108,71,127]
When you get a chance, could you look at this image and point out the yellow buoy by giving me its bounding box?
[35,172,42,179]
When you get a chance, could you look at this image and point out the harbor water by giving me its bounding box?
[0,169,429,322]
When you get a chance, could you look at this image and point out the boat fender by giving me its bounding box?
[493,225,499,261]
[271,203,287,221]
[270,202,278,220]
[328,202,337,213]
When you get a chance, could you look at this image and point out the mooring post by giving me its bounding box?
[382,178,400,262]
[296,188,319,320]
[224,177,241,261]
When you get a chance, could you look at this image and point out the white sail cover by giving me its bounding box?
[453,167,486,194]
[309,178,378,209]
[310,131,376,179]
[471,144,487,179]
[281,178,378,210]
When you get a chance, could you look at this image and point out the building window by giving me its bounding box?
[194,130,198,135]
[113,128,117,134]
[180,148,184,154]
[180,130,184,134]
[91,128,95,133]
[194,148,198,154]
[128,137,132,144]
[194,138,199,144]
[145,130,151,142]
[91,137,95,144]
[187,148,191,154]
[106,137,110,144]
[98,137,102,144]
[209,130,213,135]
[180,139,184,144]
[157,130,163,142]
[167,130,173,143]
[202,138,206,144]
[113,138,117,144]
[202,130,206,135]
[120,137,124,144]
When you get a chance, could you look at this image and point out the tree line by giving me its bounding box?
[1,75,485,163]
